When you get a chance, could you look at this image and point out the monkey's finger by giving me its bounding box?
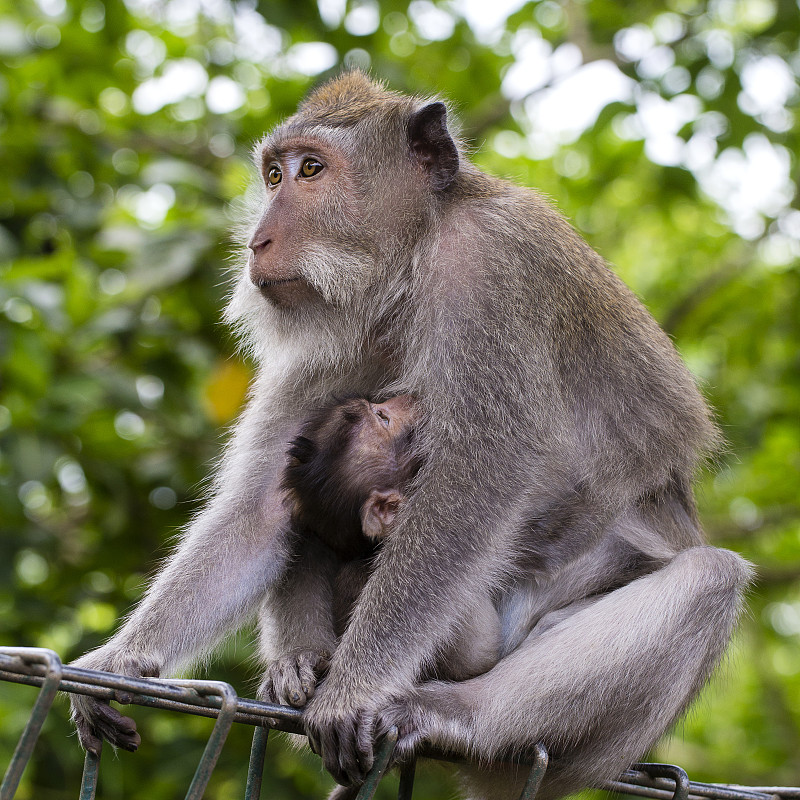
[107,725,142,752]
[94,702,137,732]
[317,727,348,784]
[328,734,358,786]
[305,720,324,757]
[278,664,306,708]
[355,733,374,777]
[312,650,332,676]
[93,704,141,751]
[257,680,281,727]
[331,728,364,787]
[296,659,318,701]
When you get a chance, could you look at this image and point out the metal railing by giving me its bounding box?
[1,647,798,800]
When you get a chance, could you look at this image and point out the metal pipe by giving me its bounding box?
[0,647,63,800]
[1,648,799,800]
[244,727,269,800]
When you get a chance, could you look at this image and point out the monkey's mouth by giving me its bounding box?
[258,278,300,289]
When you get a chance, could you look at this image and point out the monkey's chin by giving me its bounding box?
[258,277,318,308]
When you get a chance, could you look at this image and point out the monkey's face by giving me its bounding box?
[341,395,418,489]
[247,136,380,310]
[342,396,418,541]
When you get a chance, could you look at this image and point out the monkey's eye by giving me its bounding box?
[375,409,390,427]
[300,158,324,178]
[267,166,282,187]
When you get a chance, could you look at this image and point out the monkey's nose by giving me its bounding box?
[248,236,272,252]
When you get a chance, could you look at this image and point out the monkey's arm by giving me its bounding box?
[257,534,339,709]
[303,289,572,782]
[71,387,301,753]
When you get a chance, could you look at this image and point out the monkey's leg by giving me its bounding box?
[384,546,752,800]
[258,536,340,709]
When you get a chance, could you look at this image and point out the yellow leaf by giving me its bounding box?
[204,359,251,423]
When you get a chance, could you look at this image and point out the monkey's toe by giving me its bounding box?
[76,719,103,756]
[82,701,140,752]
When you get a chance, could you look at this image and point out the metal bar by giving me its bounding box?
[0,647,63,800]
[608,770,776,800]
[0,659,305,734]
[674,783,777,800]
[0,653,304,721]
[355,729,398,800]
[244,726,269,800]
[517,743,549,800]
[1,649,800,800]
[632,764,691,800]
[603,778,688,800]
[165,680,238,800]
[397,761,416,800]
[721,789,800,799]
[78,749,100,800]
[601,782,778,800]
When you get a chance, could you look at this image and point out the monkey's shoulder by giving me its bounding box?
[435,172,629,308]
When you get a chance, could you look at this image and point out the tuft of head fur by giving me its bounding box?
[295,71,407,127]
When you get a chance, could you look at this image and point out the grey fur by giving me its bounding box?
[71,71,751,800]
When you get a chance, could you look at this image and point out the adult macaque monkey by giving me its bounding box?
[71,72,751,800]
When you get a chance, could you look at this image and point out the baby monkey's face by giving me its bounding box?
[353,395,417,456]
[344,395,419,541]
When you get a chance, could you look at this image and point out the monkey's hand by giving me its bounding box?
[258,648,332,709]
[69,648,161,754]
[304,686,430,786]
[306,684,452,785]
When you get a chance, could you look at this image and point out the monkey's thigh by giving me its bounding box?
[417,547,751,800]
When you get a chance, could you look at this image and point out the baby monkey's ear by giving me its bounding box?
[360,490,403,540]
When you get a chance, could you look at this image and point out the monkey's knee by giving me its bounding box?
[673,545,754,598]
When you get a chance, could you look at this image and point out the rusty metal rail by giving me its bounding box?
[0,647,796,800]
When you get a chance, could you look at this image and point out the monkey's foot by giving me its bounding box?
[72,695,141,754]
[69,648,161,753]
[374,695,427,762]
[377,681,479,763]
[259,648,332,710]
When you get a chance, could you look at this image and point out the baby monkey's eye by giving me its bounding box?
[375,409,390,427]
[300,158,324,178]
[267,166,282,186]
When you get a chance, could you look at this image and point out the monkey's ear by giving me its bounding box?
[408,102,459,192]
[361,490,403,540]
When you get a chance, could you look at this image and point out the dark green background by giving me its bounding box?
[1,0,799,797]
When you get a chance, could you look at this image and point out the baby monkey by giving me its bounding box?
[261,395,501,710]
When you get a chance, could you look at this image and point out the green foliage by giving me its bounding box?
[1,0,799,796]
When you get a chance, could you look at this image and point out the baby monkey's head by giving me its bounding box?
[282,395,421,557]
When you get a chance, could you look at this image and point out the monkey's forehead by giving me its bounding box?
[254,123,354,163]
